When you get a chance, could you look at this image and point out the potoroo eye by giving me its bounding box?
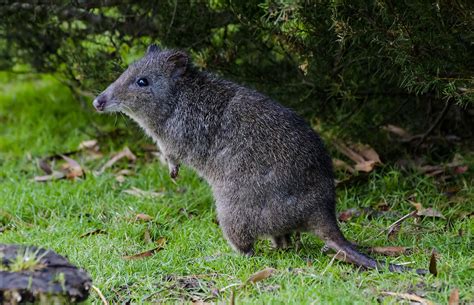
[136,78,149,87]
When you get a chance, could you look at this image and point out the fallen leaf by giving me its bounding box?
[123,246,164,260]
[453,165,468,175]
[418,164,444,177]
[338,208,361,222]
[443,186,461,198]
[191,300,211,305]
[246,267,277,284]
[123,238,166,260]
[333,159,356,174]
[417,208,445,219]
[410,201,423,211]
[229,289,235,305]
[80,229,107,238]
[376,201,390,211]
[78,139,103,160]
[78,139,98,151]
[387,222,402,241]
[333,141,381,173]
[123,187,164,198]
[369,246,409,257]
[115,169,134,183]
[135,213,153,222]
[61,155,84,179]
[382,124,412,140]
[99,147,136,173]
[37,158,52,174]
[429,250,438,276]
[117,169,134,176]
[381,291,434,305]
[448,288,459,305]
[354,160,377,172]
[333,141,366,164]
[353,143,381,164]
[34,171,66,182]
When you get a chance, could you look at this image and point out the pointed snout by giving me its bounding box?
[93,95,108,112]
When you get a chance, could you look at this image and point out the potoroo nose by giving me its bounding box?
[93,95,107,112]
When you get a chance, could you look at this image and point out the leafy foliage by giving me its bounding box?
[1,0,473,139]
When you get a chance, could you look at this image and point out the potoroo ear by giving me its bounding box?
[164,51,188,78]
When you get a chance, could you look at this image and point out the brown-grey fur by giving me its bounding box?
[93,45,425,274]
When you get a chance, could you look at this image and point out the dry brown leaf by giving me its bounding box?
[246,267,277,284]
[448,288,459,305]
[117,169,134,176]
[123,187,164,198]
[135,213,153,222]
[333,141,381,173]
[333,158,356,173]
[78,139,99,151]
[80,229,107,238]
[333,141,366,164]
[229,289,235,305]
[417,208,445,219]
[453,165,468,175]
[353,143,381,164]
[34,171,66,182]
[381,291,434,305]
[369,246,409,257]
[37,158,52,174]
[387,222,402,241]
[123,238,166,260]
[61,155,84,179]
[338,208,360,222]
[191,301,211,305]
[429,250,438,276]
[354,160,377,172]
[418,164,444,177]
[99,147,137,173]
[410,201,423,211]
[382,124,412,139]
[123,246,163,260]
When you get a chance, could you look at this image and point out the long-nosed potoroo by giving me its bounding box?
[93,45,426,274]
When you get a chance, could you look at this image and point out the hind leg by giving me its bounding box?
[271,234,292,250]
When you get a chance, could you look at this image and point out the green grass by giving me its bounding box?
[0,74,473,304]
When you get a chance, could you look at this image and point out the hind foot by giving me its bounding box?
[271,234,292,250]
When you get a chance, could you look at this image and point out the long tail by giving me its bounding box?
[324,233,427,275]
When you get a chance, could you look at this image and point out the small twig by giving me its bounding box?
[413,100,454,148]
[321,250,344,275]
[91,285,108,305]
[219,283,242,293]
[381,291,434,305]
[165,0,178,39]
[376,211,417,238]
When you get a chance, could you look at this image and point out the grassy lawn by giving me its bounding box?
[0,75,472,304]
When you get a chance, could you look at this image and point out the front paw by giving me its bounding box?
[169,164,180,179]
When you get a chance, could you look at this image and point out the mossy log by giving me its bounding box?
[0,244,91,304]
